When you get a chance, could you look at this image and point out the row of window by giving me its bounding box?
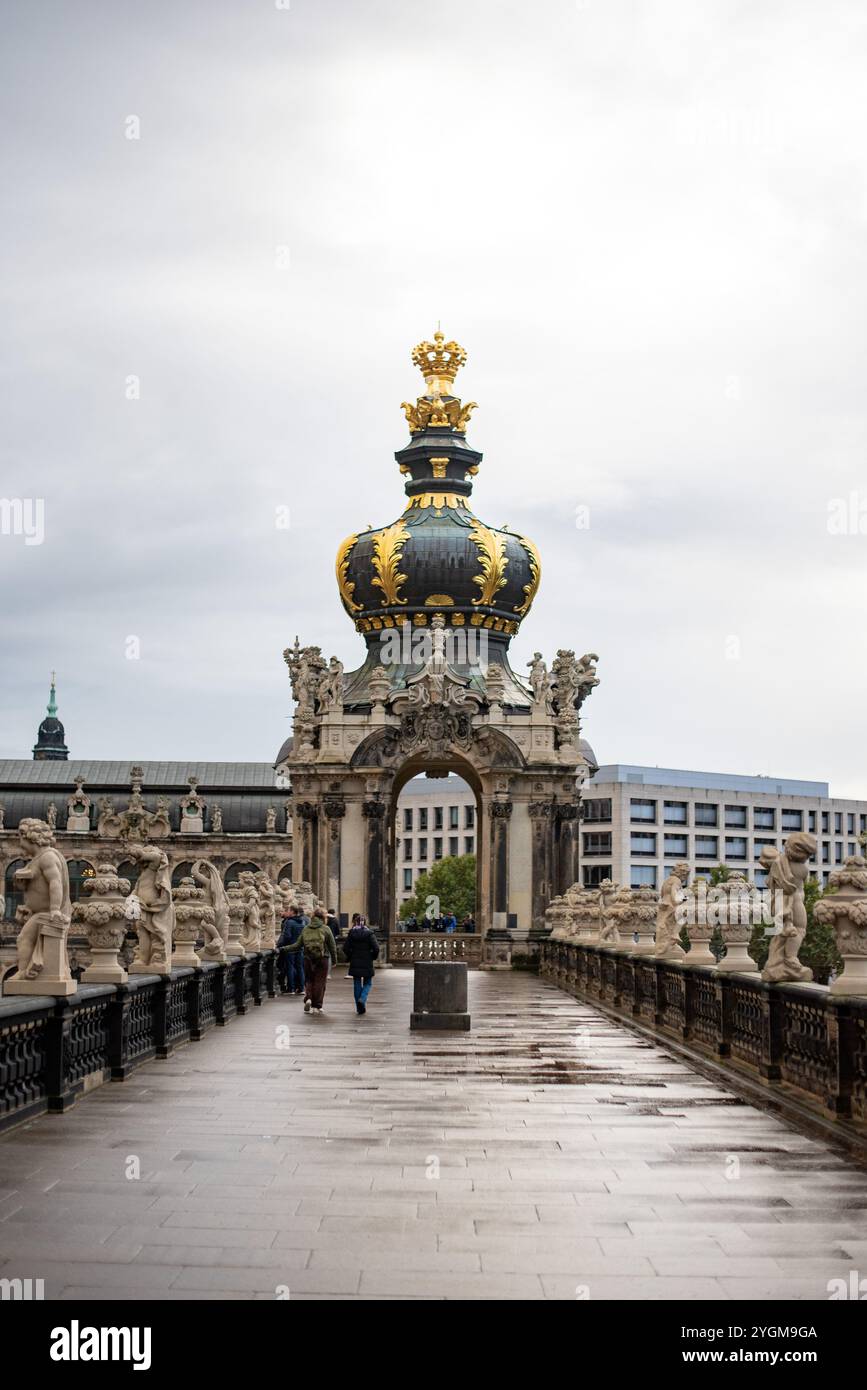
[402,805,474,832]
[583,863,837,891]
[584,797,867,836]
[584,831,860,863]
[403,836,474,862]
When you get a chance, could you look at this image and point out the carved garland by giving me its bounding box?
[370,520,410,607]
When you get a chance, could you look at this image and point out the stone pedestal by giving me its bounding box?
[410,961,471,1031]
[4,924,77,997]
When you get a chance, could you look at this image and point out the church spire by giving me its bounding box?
[32,672,69,761]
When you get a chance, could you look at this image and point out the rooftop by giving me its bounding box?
[590,764,830,797]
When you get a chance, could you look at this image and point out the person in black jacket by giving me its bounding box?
[342,916,380,1015]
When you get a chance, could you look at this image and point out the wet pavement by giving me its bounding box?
[1,969,865,1299]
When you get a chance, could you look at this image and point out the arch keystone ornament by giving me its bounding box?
[277,331,599,961]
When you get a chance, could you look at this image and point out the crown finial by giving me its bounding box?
[411,330,467,396]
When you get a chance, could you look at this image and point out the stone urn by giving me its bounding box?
[172,877,214,970]
[565,887,600,942]
[614,885,658,954]
[713,871,760,974]
[225,881,247,958]
[815,856,867,996]
[544,895,573,939]
[72,863,131,984]
[683,882,716,966]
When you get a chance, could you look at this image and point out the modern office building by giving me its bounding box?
[582,765,867,891]
[395,775,476,904]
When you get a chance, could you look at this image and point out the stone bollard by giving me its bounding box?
[410,961,471,1031]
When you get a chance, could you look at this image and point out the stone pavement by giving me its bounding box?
[1,970,866,1300]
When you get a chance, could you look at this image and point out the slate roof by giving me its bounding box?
[0,760,277,790]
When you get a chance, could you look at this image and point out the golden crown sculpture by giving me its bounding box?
[412,330,467,393]
[402,329,477,435]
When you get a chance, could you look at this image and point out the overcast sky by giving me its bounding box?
[2,0,866,795]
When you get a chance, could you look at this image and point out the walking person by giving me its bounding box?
[342,915,380,1015]
[282,907,338,1014]
[277,903,306,996]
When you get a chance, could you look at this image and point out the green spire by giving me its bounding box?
[47,670,57,718]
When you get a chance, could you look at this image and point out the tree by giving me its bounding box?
[399,854,476,924]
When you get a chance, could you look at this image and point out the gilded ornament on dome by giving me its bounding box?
[335,533,363,613]
[370,521,409,607]
[513,533,541,617]
[405,492,468,511]
[469,519,509,607]
[424,594,454,606]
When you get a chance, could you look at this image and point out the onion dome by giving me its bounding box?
[335,331,541,652]
[32,673,69,761]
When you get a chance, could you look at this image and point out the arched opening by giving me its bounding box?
[224,861,259,887]
[117,860,139,893]
[4,859,26,921]
[67,860,95,905]
[277,860,293,884]
[390,755,482,936]
[171,860,194,887]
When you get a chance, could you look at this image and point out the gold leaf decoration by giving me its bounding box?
[370,520,409,607]
[513,533,541,617]
[469,520,509,607]
[404,492,468,511]
[335,533,363,613]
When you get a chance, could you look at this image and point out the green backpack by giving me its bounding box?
[302,924,328,962]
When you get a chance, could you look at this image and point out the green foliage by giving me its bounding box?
[399,854,476,924]
[801,876,841,985]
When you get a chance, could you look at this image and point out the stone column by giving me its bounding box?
[323,797,345,916]
[296,801,318,889]
[73,862,130,984]
[362,800,387,929]
[554,804,578,894]
[528,800,554,930]
[489,799,512,929]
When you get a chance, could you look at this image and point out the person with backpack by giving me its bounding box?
[341,916,380,1015]
[281,906,338,1014]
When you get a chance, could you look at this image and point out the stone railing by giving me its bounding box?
[0,952,278,1136]
[389,932,483,966]
[540,940,867,1130]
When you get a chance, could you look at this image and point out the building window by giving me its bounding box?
[464,806,474,829]
[695,835,718,858]
[630,799,656,822]
[861,815,867,834]
[583,864,612,888]
[694,803,718,826]
[433,837,443,860]
[754,838,776,858]
[848,813,856,835]
[781,809,803,832]
[664,833,688,857]
[403,868,412,891]
[754,868,769,889]
[663,801,688,824]
[808,810,817,833]
[836,842,843,864]
[449,806,459,830]
[583,798,612,823]
[725,837,748,859]
[403,838,413,861]
[434,806,443,831]
[583,832,613,857]
[835,813,842,834]
[630,832,657,856]
[631,865,657,889]
[822,842,830,864]
[403,808,413,831]
[848,842,857,857]
[465,836,474,855]
[724,806,747,828]
[449,836,458,857]
[754,807,775,830]
[419,808,428,831]
[822,811,830,834]
[418,839,427,861]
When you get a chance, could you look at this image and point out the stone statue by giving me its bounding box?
[319,656,344,713]
[527,652,547,704]
[4,818,75,996]
[238,871,261,953]
[191,859,230,962]
[394,615,482,715]
[211,804,223,833]
[760,833,817,983]
[0,802,5,830]
[656,862,689,960]
[255,870,277,949]
[597,878,620,945]
[179,777,205,832]
[265,806,277,833]
[128,845,174,976]
[46,801,57,830]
